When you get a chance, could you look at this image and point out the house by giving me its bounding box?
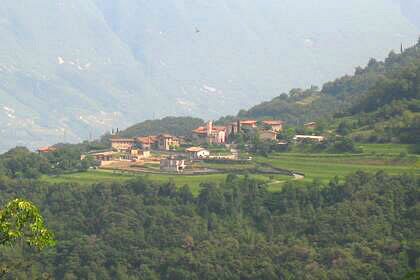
[192,122,226,144]
[37,146,57,154]
[130,149,151,160]
[304,122,317,129]
[293,135,324,142]
[240,120,257,128]
[228,120,258,135]
[85,151,115,166]
[111,138,135,151]
[259,130,277,141]
[262,120,284,132]
[157,134,180,150]
[136,136,158,150]
[160,158,185,173]
[186,147,210,159]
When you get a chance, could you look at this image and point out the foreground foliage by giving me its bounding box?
[0,199,55,249]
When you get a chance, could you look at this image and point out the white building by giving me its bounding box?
[186,147,210,159]
[293,135,324,142]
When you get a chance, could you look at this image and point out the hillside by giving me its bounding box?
[0,0,418,152]
[232,39,420,126]
[118,116,204,138]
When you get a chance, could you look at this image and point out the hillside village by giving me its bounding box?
[80,119,324,174]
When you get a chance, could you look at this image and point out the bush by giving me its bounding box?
[332,138,361,153]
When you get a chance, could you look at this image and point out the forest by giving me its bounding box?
[0,154,419,279]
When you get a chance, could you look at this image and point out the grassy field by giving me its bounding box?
[357,143,412,155]
[41,143,419,193]
[256,144,419,184]
[41,170,292,195]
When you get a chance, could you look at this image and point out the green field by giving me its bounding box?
[256,144,419,184]
[41,170,292,195]
[41,143,419,193]
[357,143,412,155]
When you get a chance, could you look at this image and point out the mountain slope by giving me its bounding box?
[0,0,418,151]
[233,40,420,123]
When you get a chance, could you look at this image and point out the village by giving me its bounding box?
[81,120,324,174]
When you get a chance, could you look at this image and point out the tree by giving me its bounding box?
[337,121,352,136]
[0,199,55,249]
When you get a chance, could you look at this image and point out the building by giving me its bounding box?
[228,120,258,135]
[293,135,324,142]
[157,134,180,150]
[136,136,158,150]
[83,151,116,166]
[88,151,114,161]
[37,146,57,154]
[259,130,278,141]
[262,120,284,132]
[186,147,210,159]
[192,122,226,144]
[304,122,317,129]
[160,158,185,173]
[111,138,135,151]
[240,120,257,128]
[130,149,151,160]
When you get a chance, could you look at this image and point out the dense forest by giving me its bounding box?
[0,146,419,279]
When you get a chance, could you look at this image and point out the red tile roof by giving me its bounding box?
[38,146,57,153]
[262,120,284,125]
[186,147,206,152]
[193,126,226,134]
[136,136,158,144]
[193,127,207,134]
[240,120,257,125]
[111,138,135,142]
[213,126,226,131]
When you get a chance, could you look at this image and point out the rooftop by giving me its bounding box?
[186,147,207,153]
[294,135,324,139]
[111,138,135,142]
[262,120,284,125]
[37,146,57,152]
[193,126,226,134]
[136,136,158,144]
[240,120,257,125]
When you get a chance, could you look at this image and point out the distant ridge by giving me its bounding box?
[0,0,418,151]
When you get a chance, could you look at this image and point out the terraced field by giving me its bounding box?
[256,148,419,184]
[41,144,419,193]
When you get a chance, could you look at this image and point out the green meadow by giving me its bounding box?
[41,144,419,193]
[41,170,291,195]
[256,144,419,184]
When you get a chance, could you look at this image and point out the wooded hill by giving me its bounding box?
[0,168,418,279]
[219,39,420,147]
[230,39,420,122]
[118,117,204,138]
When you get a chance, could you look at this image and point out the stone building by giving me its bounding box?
[192,121,226,144]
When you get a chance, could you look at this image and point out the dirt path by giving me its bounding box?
[293,174,304,180]
[267,173,304,186]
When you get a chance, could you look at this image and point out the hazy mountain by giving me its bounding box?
[0,0,418,151]
[397,0,420,30]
